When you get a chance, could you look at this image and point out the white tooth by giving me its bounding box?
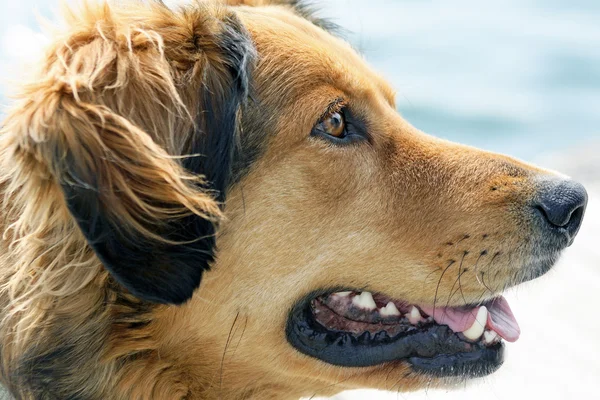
[483,330,498,344]
[334,291,352,297]
[352,291,376,310]
[462,306,488,341]
[379,302,400,317]
[406,306,423,324]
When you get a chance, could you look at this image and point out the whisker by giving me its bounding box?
[474,251,487,287]
[478,252,500,294]
[447,268,468,308]
[230,314,248,359]
[479,271,494,294]
[458,251,469,304]
[445,270,462,308]
[433,260,455,319]
[219,312,240,398]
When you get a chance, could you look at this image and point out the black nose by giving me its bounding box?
[534,179,588,240]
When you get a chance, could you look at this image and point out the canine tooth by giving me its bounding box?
[379,302,400,317]
[462,306,488,341]
[352,292,376,310]
[406,306,423,324]
[483,330,498,344]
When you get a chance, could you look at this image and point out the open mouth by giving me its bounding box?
[286,290,520,377]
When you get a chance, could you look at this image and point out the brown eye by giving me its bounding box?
[318,111,346,138]
[311,106,366,145]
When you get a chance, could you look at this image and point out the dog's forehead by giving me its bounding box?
[236,6,396,107]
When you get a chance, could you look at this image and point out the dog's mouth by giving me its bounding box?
[286,290,520,377]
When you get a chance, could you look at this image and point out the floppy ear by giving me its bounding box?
[2,3,253,304]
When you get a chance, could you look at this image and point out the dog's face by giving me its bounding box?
[152,5,587,397]
[0,1,587,399]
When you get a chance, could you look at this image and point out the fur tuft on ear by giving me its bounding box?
[0,1,254,304]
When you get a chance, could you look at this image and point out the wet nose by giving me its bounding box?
[534,179,588,239]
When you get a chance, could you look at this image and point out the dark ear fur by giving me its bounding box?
[187,15,254,202]
[27,7,255,304]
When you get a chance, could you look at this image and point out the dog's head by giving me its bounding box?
[0,1,587,398]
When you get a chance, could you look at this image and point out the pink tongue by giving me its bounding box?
[419,296,520,342]
[487,296,520,342]
[419,305,479,333]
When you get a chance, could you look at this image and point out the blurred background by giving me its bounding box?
[0,0,598,399]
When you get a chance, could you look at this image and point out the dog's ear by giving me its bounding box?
[1,3,253,304]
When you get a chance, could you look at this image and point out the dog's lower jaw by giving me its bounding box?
[155,305,454,400]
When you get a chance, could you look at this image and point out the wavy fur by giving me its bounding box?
[0,1,253,397]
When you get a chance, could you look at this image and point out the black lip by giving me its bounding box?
[286,293,504,377]
[408,344,504,377]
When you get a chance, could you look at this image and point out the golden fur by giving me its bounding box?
[0,1,567,399]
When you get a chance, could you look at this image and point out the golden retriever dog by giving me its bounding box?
[0,0,588,399]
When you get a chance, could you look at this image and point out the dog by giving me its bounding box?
[0,1,588,399]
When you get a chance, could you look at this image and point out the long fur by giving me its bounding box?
[0,1,253,398]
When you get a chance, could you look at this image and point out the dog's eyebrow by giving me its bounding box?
[318,97,346,121]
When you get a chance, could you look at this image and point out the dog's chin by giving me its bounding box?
[286,290,511,379]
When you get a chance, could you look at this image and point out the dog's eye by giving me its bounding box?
[311,107,367,145]
[317,112,347,139]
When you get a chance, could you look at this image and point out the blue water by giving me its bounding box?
[320,0,600,162]
[1,0,599,162]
